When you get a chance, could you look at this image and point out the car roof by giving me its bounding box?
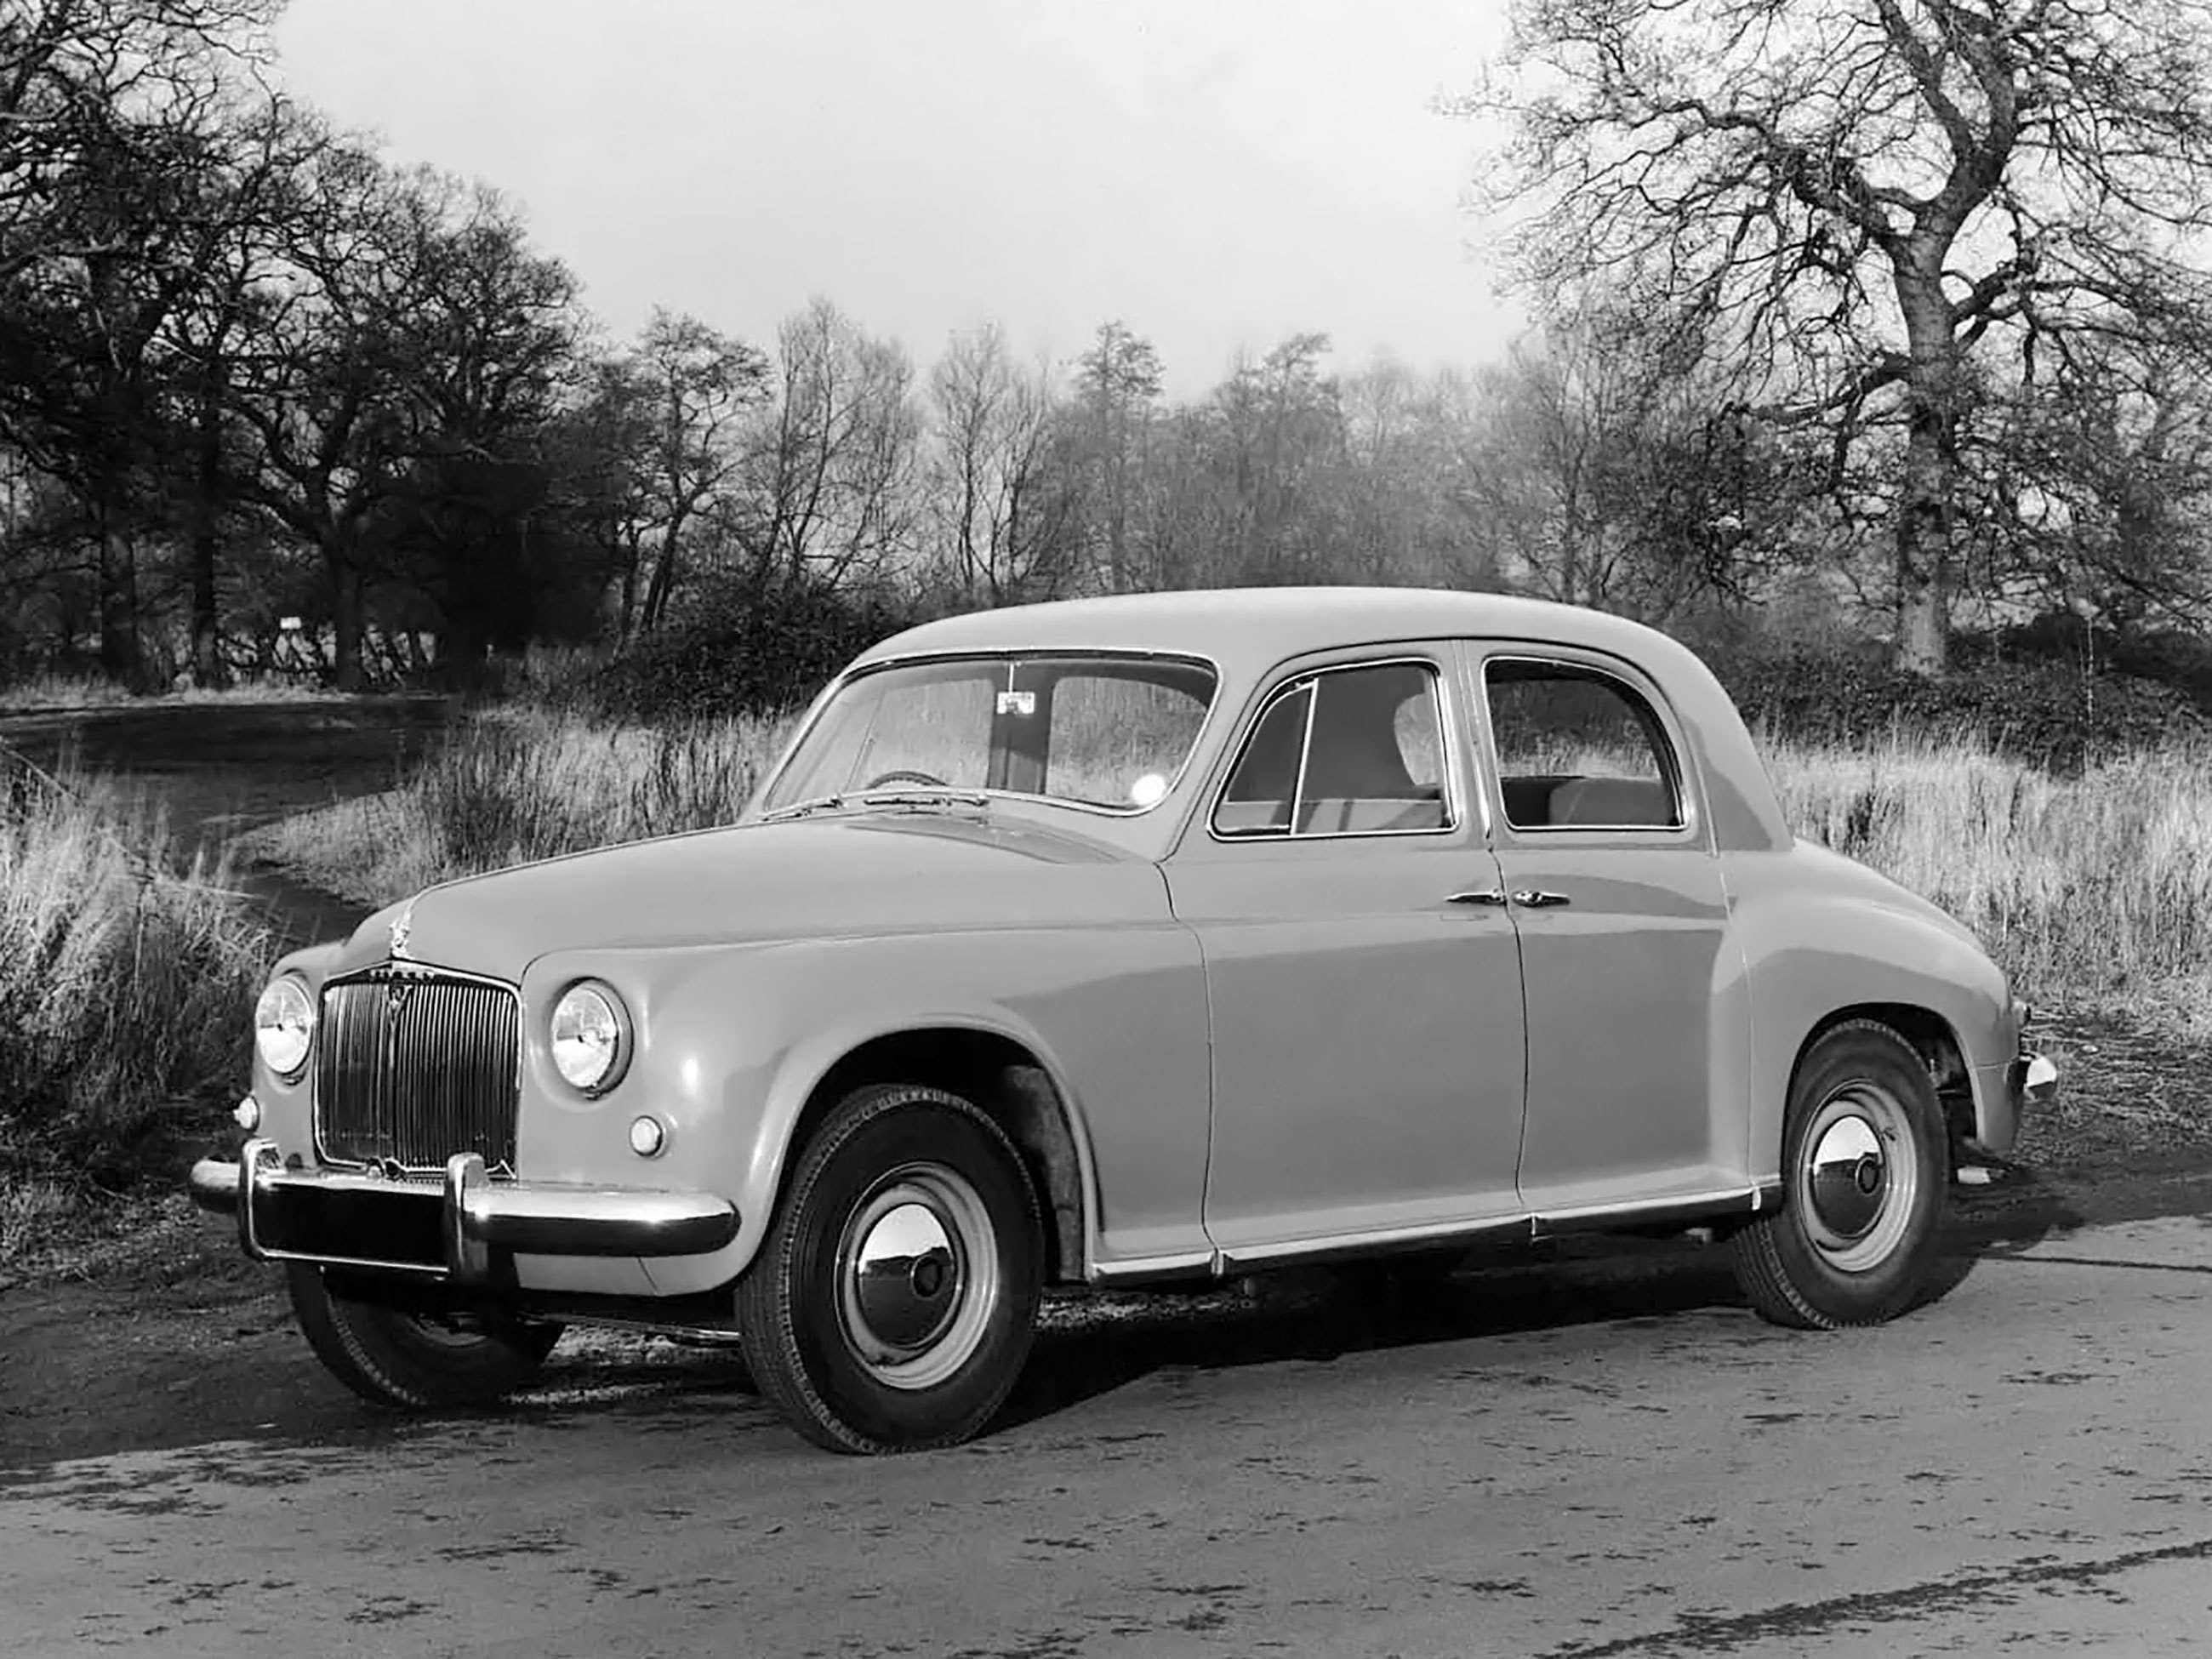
[852,586,1675,678]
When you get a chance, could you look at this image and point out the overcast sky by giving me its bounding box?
[272,1,1519,395]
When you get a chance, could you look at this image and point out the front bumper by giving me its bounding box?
[188,1137,741,1285]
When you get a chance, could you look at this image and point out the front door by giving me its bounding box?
[1167,653,1529,1262]
[1468,646,1743,1217]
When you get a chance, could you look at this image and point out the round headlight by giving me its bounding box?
[550,982,628,1093]
[254,976,316,1078]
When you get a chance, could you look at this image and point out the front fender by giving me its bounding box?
[517,920,1212,1296]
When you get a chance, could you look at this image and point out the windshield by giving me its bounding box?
[761,653,1218,816]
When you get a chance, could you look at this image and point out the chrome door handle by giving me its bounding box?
[1512,889,1571,908]
[1446,889,1509,906]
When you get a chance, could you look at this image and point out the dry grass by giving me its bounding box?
[252,707,795,906]
[250,704,2212,1042]
[0,761,275,1241]
[1764,731,2212,1037]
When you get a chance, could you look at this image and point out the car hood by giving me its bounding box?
[328,809,1166,980]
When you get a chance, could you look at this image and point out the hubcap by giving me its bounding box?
[1796,1083,1920,1274]
[835,1164,1000,1390]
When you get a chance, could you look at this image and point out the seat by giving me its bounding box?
[1546,776,1676,828]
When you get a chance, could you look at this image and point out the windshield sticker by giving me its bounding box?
[996,690,1037,717]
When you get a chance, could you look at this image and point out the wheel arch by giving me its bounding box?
[780,1024,1092,1286]
[1788,1002,1972,1150]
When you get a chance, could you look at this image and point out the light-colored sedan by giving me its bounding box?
[191,588,2057,1451]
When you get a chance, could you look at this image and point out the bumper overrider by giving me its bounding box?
[2013,1052,2059,1109]
[188,1137,741,1285]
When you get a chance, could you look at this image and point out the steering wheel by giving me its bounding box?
[863,768,950,790]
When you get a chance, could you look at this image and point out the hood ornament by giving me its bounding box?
[389,894,419,961]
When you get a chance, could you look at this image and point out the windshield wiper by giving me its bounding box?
[855,789,990,811]
[760,788,989,824]
[758,794,847,823]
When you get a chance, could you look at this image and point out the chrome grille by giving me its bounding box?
[315,966,520,1173]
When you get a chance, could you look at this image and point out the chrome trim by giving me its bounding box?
[254,973,316,1085]
[753,647,1225,822]
[1206,653,1465,844]
[445,1153,492,1280]
[185,1145,742,1285]
[550,978,634,1098]
[1530,1185,1764,1231]
[311,959,524,1175]
[1217,1211,1528,1273]
[1088,1247,1221,1286]
[2015,1052,2059,1106]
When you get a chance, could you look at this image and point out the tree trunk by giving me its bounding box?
[188,383,228,689]
[326,540,365,691]
[93,491,142,687]
[1894,269,1957,676]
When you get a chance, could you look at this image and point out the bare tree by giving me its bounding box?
[741,297,921,591]
[925,324,1079,606]
[1473,0,2212,670]
[624,308,766,635]
[1073,320,1162,591]
[0,0,274,282]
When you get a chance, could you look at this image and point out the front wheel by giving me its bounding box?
[738,1083,1043,1453]
[1730,1020,1950,1329]
[286,1263,563,1409]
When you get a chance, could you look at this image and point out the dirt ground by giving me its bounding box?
[4,697,2211,1472]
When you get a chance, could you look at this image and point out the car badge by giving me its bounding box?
[385,974,417,1018]
[389,896,418,961]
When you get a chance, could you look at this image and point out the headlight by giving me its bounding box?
[550,981,629,1094]
[254,976,316,1078]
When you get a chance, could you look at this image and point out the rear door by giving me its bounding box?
[1464,644,1744,1219]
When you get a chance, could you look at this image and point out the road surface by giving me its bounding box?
[5,1211,2209,1658]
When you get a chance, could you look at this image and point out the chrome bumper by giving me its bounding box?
[188,1137,741,1284]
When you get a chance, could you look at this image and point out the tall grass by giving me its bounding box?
[0,762,274,1190]
[254,704,2212,1040]
[254,708,795,905]
[1766,731,2212,1035]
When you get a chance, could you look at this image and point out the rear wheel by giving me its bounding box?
[1730,1020,1950,1329]
[738,1083,1043,1453]
[286,1263,562,1410]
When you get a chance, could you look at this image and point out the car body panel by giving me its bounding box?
[1166,842,1528,1257]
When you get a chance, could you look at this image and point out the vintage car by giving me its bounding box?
[190,587,2058,1452]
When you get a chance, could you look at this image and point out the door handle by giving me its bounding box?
[1512,889,1571,908]
[1446,888,1509,906]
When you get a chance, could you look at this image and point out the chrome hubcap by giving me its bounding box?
[1797,1083,1919,1274]
[835,1164,999,1390]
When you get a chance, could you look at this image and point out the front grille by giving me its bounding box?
[315,966,521,1173]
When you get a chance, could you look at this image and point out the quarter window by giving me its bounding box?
[1214,662,1451,838]
[1485,659,1684,830]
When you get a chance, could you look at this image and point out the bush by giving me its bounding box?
[591,579,930,724]
[0,761,274,1192]
[1711,643,2206,769]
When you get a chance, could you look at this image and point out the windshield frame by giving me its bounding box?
[750,647,1227,823]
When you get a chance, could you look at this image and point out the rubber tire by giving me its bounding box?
[286,1263,563,1410]
[1730,1020,1951,1330]
[738,1084,1043,1454]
